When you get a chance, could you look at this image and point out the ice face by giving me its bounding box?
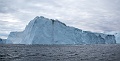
[0,38,3,44]
[0,38,6,44]
[105,31,120,43]
[7,32,22,44]
[7,16,116,44]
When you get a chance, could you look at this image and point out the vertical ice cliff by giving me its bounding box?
[7,16,116,44]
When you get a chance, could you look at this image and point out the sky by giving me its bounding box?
[0,0,120,39]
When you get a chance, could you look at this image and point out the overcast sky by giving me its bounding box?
[0,0,120,38]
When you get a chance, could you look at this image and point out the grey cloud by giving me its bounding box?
[0,0,17,13]
[0,20,24,31]
[0,0,120,38]
[0,33,8,39]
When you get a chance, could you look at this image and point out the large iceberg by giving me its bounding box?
[7,16,116,44]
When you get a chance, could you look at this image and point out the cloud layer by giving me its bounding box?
[0,0,120,38]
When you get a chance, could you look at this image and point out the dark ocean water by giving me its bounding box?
[0,44,120,61]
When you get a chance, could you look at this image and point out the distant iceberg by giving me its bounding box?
[0,38,6,44]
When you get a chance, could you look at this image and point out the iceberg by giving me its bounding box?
[7,16,116,44]
[0,38,6,44]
